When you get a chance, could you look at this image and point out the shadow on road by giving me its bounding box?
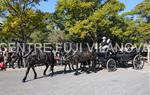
[24,69,74,83]
[23,67,104,83]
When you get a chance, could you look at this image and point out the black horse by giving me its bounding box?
[22,48,55,82]
[63,51,76,73]
[64,48,97,75]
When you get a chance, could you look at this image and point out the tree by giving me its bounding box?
[48,30,69,44]
[123,0,150,43]
[69,0,125,42]
[55,0,104,41]
[0,0,48,42]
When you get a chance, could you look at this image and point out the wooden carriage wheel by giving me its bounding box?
[133,55,145,70]
[106,59,117,72]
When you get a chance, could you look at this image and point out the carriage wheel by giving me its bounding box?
[133,55,145,70]
[106,59,117,72]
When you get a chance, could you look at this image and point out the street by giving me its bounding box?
[0,64,150,95]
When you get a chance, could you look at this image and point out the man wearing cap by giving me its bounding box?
[100,36,110,52]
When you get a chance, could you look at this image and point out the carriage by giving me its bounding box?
[97,47,145,72]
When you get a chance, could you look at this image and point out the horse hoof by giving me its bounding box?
[34,76,37,79]
[50,74,54,77]
[74,72,79,75]
[22,79,26,83]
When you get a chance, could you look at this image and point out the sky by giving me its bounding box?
[0,0,144,23]
[36,0,144,13]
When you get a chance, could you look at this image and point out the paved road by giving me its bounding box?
[0,64,150,95]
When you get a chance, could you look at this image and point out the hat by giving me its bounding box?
[102,36,106,40]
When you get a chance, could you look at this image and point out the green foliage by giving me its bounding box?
[122,0,150,43]
[55,0,101,33]
[48,30,69,44]
[0,0,149,44]
[1,10,48,42]
[0,0,46,17]
[69,0,125,41]
[134,0,150,21]
[0,0,49,42]
[30,30,48,43]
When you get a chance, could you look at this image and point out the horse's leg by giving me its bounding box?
[43,64,49,76]
[20,57,23,67]
[68,63,72,71]
[81,62,86,72]
[17,57,21,68]
[86,61,91,74]
[90,60,95,72]
[80,62,82,68]
[50,64,54,76]
[22,66,30,82]
[80,62,84,72]
[71,64,75,71]
[32,67,37,79]
[64,62,72,73]
[92,60,97,73]
[11,58,17,69]
[64,63,67,73]
[74,62,79,75]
